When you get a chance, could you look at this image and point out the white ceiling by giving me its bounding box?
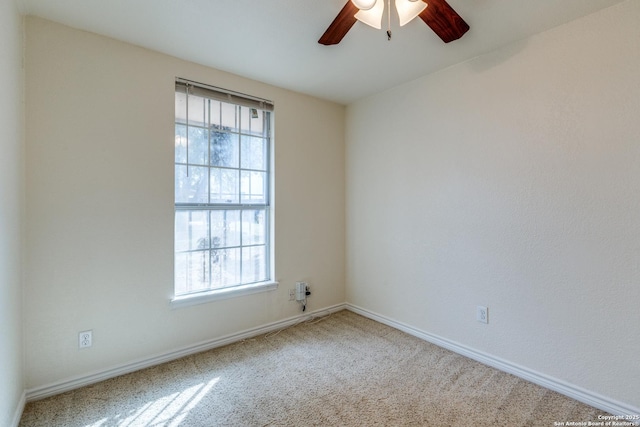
[18,0,626,104]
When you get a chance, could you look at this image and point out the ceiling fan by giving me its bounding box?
[319,0,469,45]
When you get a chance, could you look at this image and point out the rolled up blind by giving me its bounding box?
[176,78,274,112]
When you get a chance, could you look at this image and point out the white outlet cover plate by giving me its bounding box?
[477,306,488,324]
[79,330,93,348]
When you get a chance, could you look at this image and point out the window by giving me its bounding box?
[173,79,275,303]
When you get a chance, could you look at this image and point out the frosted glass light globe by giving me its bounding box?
[351,0,377,10]
[396,0,427,26]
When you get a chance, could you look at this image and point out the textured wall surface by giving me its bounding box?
[24,17,345,389]
[346,1,639,408]
[21,0,640,413]
[0,0,24,424]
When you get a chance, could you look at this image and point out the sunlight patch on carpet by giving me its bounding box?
[83,377,220,427]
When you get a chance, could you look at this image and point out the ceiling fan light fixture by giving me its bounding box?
[318,0,468,46]
[351,0,377,10]
[395,0,427,26]
[354,0,384,29]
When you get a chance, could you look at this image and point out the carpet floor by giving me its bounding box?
[20,310,608,426]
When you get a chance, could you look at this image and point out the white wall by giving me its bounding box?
[0,0,25,424]
[24,17,345,390]
[347,0,639,410]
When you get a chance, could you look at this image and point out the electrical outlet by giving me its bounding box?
[79,330,92,348]
[477,306,488,324]
[289,289,295,301]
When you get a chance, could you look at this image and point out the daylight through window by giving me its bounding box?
[174,79,274,298]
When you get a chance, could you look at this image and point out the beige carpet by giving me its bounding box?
[20,310,607,426]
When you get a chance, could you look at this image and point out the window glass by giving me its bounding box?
[174,80,273,297]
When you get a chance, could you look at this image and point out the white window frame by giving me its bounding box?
[171,78,277,308]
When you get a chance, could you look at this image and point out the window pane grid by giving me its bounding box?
[176,113,269,205]
[175,81,271,298]
[174,206,270,294]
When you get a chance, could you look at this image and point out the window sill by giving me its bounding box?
[170,281,279,309]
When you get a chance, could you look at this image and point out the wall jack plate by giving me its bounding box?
[79,330,93,348]
[477,306,488,324]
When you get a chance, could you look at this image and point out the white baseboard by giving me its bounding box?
[24,301,639,417]
[346,303,639,417]
[25,303,347,402]
[11,391,26,427]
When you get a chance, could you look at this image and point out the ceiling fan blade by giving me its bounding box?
[419,0,469,43]
[319,1,359,45]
